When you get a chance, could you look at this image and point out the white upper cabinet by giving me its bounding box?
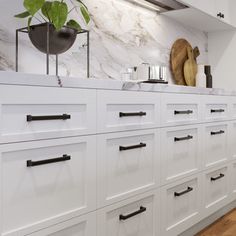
[178,0,216,17]
[164,0,236,31]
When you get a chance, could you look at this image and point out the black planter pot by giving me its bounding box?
[28,23,78,55]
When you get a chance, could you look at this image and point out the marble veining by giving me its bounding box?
[0,0,208,82]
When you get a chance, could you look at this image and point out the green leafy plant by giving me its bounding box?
[15,0,90,31]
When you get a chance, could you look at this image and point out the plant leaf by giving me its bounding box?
[50,1,68,30]
[24,0,45,15]
[66,19,81,31]
[27,16,33,30]
[14,11,30,18]
[75,0,88,10]
[41,1,52,21]
[80,5,90,24]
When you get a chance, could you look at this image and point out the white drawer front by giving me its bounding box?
[0,85,96,143]
[27,212,96,236]
[203,96,229,122]
[97,90,160,132]
[97,190,159,236]
[161,94,201,126]
[203,166,229,216]
[230,161,236,199]
[161,126,201,184]
[97,130,160,207]
[1,136,96,236]
[229,121,236,160]
[203,123,228,168]
[161,175,201,236]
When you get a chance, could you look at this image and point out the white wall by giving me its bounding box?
[0,0,208,81]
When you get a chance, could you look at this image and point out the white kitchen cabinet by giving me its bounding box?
[161,94,201,127]
[0,85,96,143]
[164,0,236,31]
[28,213,96,236]
[203,95,230,122]
[1,76,236,236]
[177,0,216,17]
[97,190,160,236]
[97,129,160,207]
[0,136,96,236]
[203,165,230,217]
[97,90,160,133]
[160,174,202,236]
[160,125,201,184]
[229,121,236,160]
[203,122,228,168]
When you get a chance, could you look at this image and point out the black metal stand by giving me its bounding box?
[16,25,90,77]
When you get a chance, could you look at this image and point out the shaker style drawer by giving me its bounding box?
[28,212,96,236]
[230,161,236,199]
[203,123,228,168]
[229,121,236,160]
[0,85,96,143]
[0,136,96,236]
[161,94,201,126]
[160,125,201,184]
[231,97,236,119]
[203,166,229,217]
[97,130,160,207]
[203,95,229,122]
[97,90,160,133]
[160,175,201,236]
[97,190,159,236]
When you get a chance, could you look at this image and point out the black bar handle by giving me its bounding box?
[211,109,225,113]
[211,173,225,181]
[119,143,146,151]
[174,135,193,142]
[27,114,71,122]
[174,187,193,197]
[211,130,225,136]
[27,154,71,167]
[174,110,193,115]
[119,112,146,117]
[119,206,146,221]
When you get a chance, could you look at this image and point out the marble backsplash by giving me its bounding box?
[0,0,208,82]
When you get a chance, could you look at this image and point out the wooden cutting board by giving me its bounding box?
[184,46,198,86]
[170,39,200,86]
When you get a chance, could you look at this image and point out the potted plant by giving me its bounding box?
[15,0,90,55]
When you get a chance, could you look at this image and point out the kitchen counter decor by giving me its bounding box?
[15,0,91,76]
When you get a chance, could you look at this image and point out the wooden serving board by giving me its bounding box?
[170,39,199,86]
[184,46,198,86]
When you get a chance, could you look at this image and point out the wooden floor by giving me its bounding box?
[196,209,236,236]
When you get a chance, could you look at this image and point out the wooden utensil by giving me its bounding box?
[170,39,200,85]
[184,46,198,86]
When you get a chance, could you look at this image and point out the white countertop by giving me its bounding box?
[0,71,235,96]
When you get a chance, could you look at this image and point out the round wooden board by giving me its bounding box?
[170,39,192,86]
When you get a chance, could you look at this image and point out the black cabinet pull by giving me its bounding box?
[211,130,225,136]
[174,110,193,115]
[217,12,225,18]
[174,135,193,142]
[119,206,146,221]
[211,173,225,181]
[119,112,146,117]
[211,109,225,113]
[174,187,193,197]
[27,154,71,167]
[27,114,71,122]
[119,143,146,151]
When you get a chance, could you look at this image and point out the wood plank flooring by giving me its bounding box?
[196,209,236,236]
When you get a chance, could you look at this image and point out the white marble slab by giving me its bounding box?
[0,71,236,96]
